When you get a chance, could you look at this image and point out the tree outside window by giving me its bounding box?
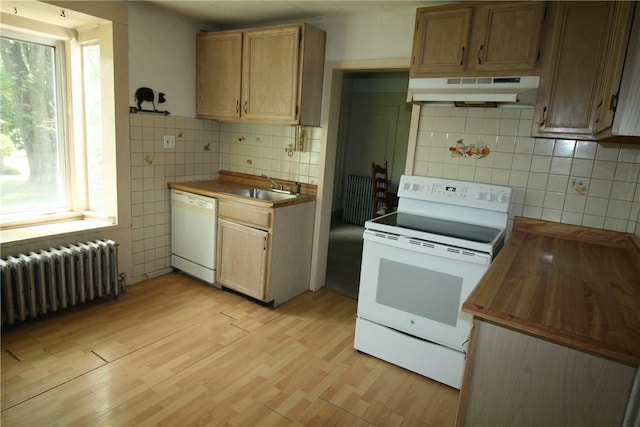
[0,35,66,218]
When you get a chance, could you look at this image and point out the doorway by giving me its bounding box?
[324,70,411,299]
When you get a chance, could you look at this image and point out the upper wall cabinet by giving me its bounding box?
[197,31,243,120]
[533,1,636,140]
[594,2,640,141]
[471,2,546,73]
[410,7,472,75]
[196,23,326,126]
[410,1,546,78]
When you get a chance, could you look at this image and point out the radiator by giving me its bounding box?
[0,239,120,327]
[343,174,372,225]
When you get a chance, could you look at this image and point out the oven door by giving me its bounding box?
[357,229,491,352]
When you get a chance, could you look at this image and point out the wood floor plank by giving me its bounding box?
[1,273,458,426]
[1,346,105,411]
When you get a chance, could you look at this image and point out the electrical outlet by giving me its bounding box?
[163,135,175,149]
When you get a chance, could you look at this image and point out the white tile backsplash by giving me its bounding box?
[575,140,597,159]
[546,175,568,192]
[530,155,551,173]
[534,138,555,156]
[219,122,322,184]
[414,106,640,233]
[541,209,562,222]
[615,163,640,182]
[550,157,572,175]
[129,113,220,279]
[596,143,621,161]
[528,172,548,190]
[571,159,594,178]
[553,139,576,157]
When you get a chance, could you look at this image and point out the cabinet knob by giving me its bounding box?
[595,100,603,124]
[608,93,618,113]
[243,101,248,114]
[477,44,484,64]
[460,46,465,66]
[540,106,547,127]
[235,100,239,114]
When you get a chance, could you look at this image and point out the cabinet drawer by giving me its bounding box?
[218,200,272,229]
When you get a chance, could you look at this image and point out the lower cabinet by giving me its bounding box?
[456,319,638,427]
[216,199,315,306]
[216,219,268,301]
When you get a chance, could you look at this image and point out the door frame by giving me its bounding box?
[309,58,420,291]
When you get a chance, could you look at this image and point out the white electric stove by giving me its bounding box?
[354,175,512,389]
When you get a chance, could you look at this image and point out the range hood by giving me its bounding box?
[407,76,540,107]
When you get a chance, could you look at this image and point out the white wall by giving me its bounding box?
[309,9,415,62]
[127,1,204,117]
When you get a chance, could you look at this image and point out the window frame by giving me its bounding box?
[80,41,104,213]
[0,16,117,230]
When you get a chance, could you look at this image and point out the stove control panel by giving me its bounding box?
[398,175,512,212]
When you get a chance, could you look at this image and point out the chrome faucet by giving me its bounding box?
[261,174,282,190]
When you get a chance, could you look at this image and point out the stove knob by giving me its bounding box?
[487,193,496,201]
[476,192,486,200]
[497,193,506,203]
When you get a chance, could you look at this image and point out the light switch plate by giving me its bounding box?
[163,135,175,149]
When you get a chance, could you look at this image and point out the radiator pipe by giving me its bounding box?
[119,273,127,293]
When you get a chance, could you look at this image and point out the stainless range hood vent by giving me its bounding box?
[407,76,540,107]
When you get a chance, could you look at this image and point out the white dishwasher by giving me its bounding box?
[171,189,217,285]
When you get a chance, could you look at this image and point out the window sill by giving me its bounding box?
[0,219,115,245]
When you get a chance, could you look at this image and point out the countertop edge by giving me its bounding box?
[463,302,640,366]
[168,180,316,209]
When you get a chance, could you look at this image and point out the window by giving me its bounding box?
[0,34,68,220]
[0,18,115,229]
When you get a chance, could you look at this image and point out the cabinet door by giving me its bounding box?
[242,26,300,122]
[410,7,472,77]
[216,219,269,301]
[196,32,242,119]
[458,320,635,426]
[593,2,635,136]
[471,2,546,72]
[534,2,615,138]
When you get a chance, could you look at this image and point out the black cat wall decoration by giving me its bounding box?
[129,87,170,115]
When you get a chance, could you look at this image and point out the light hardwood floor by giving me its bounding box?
[1,273,459,426]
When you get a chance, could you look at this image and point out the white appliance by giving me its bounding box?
[171,189,217,285]
[407,76,540,106]
[354,175,512,389]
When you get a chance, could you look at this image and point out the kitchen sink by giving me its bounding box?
[224,188,299,202]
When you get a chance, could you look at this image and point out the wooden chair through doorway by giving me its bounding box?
[371,161,391,218]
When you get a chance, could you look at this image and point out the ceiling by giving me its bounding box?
[1,1,445,31]
[143,1,439,28]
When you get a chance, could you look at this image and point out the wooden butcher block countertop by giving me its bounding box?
[463,217,640,366]
[168,170,316,209]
